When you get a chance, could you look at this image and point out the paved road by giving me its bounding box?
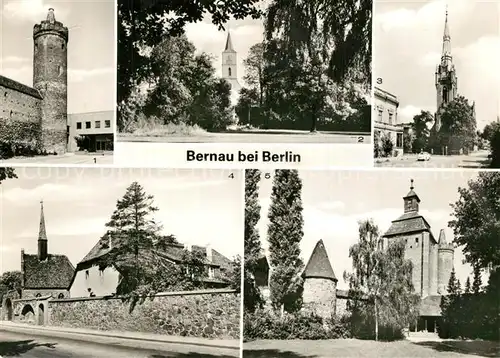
[375,151,491,168]
[0,330,237,358]
[0,153,113,165]
[119,132,371,144]
[243,339,499,358]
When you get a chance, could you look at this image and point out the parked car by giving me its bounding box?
[417,152,431,161]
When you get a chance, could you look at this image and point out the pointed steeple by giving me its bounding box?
[38,200,47,241]
[38,200,48,260]
[441,5,452,66]
[47,8,56,24]
[438,229,447,245]
[224,32,235,52]
[303,240,337,281]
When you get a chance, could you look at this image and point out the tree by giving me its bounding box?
[446,268,460,295]
[449,172,500,269]
[267,170,304,313]
[464,277,471,294]
[0,271,22,303]
[97,181,164,300]
[344,220,419,341]
[243,43,265,107]
[411,111,434,153]
[381,134,394,157]
[472,265,482,294]
[438,96,477,152]
[263,0,371,132]
[244,169,264,312]
[0,167,17,184]
[117,0,262,129]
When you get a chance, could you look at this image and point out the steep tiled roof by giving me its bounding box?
[0,75,41,99]
[404,189,420,201]
[383,212,433,238]
[23,254,74,289]
[192,245,232,268]
[420,295,443,316]
[303,240,337,281]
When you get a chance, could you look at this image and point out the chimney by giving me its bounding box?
[206,245,213,263]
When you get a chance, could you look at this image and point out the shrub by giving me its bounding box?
[243,308,351,341]
[381,135,394,157]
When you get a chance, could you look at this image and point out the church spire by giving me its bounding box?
[38,200,48,260]
[403,179,421,213]
[441,5,452,66]
[224,32,235,52]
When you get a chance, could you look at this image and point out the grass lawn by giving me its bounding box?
[243,339,500,357]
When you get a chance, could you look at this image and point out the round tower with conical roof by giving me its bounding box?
[33,8,69,154]
[302,240,337,319]
[437,229,454,294]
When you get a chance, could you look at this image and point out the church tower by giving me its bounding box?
[437,229,454,294]
[434,7,458,132]
[33,8,69,154]
[221,32,241,91]
[38,200,48,261]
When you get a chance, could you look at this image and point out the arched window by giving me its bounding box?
[58,293,64,299]
[228,67,232,77]
[35,293,41,298]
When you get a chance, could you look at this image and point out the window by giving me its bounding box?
[396,133,403,148]
[388,112,393,124]
[208,267,215,278]
[378,109,383,121]
[415,237,419,247]
[58,66,63,76]
[95,121,101,128]
[85,270,89,279]
[405,200,412,211]
[85,121,91,129]
[62,44,65,50]
[76,122,82,129]
[35,293,41,298]
[228,67,232,77]
[105,120,111,128]
[58,293,64,299]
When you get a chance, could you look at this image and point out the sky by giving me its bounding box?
[374,0,500,130]
[0,0,115,114]
[0,168,243,274]
[183,1,268,87]
[256,169,488,291]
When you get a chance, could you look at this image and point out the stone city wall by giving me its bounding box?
[48,289,240,339]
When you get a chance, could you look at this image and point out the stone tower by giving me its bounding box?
[437,229,454,294]
[434,7,457,132]
[33,8,69,154]
[38,200,48,261]
[302,240,337,319]
[221,32,241,91]
[382,179,439,298]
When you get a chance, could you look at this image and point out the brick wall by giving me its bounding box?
[23,289,69,299]
[0,83,42,149]
[47,289,240,339]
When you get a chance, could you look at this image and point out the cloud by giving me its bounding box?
[68,67,114,82]
[3,0,69,23]
[0,66,32,86]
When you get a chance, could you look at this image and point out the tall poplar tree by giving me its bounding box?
[472,265,482,294]
[244,169,264,312]
[267,170,304,313]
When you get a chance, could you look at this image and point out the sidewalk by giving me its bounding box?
[0,321,239,351]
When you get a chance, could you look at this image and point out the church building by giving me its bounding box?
[20,201,75,299]
[432,8,476,153]
[221,32,241,107]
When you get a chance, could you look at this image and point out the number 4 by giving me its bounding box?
[228,173,234,179]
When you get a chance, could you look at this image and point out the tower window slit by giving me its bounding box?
[228,67,232,77]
